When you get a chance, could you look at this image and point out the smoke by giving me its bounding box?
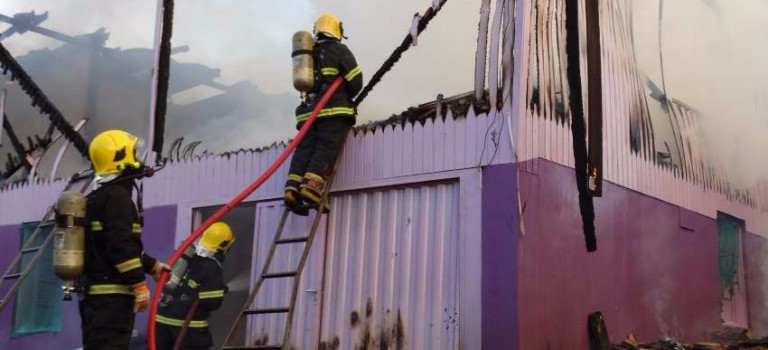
[226,270,252,293]
[1,0,480,175]
[646,286,670,338]
[2,1,765,185]
[632,0,768,189]
[0,43,299,177]
[666,0,768,188]
[639,214,677,338]
[631,0,768,337]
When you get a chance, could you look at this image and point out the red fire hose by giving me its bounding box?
[147,77,344,350]
[172,298,199,350]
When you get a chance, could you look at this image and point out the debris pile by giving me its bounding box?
[613,333,768,350]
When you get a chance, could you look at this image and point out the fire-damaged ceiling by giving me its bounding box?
[0,10,296,184]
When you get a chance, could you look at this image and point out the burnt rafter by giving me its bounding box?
[0,12,112,53]
[0,11,49,38]
[1,113,56,178]
[1,113,27,164]
[151,0,175,159]
[0,42,88,158]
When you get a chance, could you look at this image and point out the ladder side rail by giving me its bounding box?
[281,144,345,348]
[0,230,55,311]
[222,209,290,347]
[0,173,92,311]
[0,180,77,309]
[0,207,55,281]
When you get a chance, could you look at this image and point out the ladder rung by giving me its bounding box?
[21,246,42,254]
[243,307,289,315]
[262,271,296,279]
[275,236,308,244]
[3,273,21,280]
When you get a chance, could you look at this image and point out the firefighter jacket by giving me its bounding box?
[295,38,363,124]
[157,255,227,328]
[84,178,157,295]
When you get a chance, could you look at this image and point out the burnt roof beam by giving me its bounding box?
[0,11,49,39]
[1,113,29,167]
[0,42,88,157]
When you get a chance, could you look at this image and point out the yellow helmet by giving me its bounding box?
[88,129,143,176]
[313,13,343,40]
[200,222,236,254]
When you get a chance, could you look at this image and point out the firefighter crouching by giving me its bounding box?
[155,222,235,350]
[80,129,170,349]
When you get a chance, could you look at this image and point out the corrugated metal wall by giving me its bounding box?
[319,182,460,349]
[0,179,69,225]
[0,108,511,229]
[515,0,768,236]
[142,109,511,210]
[243,182,461,349]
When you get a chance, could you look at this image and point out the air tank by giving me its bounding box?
[164,245,196,292]
[292,30,315,92]
[53,191,86,281]
[53,191,86,300]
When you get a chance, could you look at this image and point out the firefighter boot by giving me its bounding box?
[284,174,309,216]
[300,172,330,213]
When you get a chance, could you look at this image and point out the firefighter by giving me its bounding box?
[284,13,363,215]
[155,222,235,350]
[80,129,170,349]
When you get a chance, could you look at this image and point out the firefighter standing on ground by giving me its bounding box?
[80,129,170,349]
[284,13,363,215]
[154,222,235,350]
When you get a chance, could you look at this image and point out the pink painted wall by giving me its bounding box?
[518,159,723,349]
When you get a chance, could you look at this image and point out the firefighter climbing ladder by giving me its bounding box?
[0,169,93,311]
[221,161,340,350]
[147,2,453,348]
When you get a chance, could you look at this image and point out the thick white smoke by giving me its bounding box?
[633,0,768,188]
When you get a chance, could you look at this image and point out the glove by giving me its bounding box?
[152,261,171,280]
[132,282,150,312]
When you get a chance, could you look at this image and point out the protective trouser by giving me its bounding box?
[79,294,135,350]
[155,323,213,350]
[288,117,352,178]
[285,117,352,212]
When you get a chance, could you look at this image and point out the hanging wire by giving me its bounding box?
[352,0,449,107]
[478,0,514,169]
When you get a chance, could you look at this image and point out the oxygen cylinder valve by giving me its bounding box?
[62,281,75,301]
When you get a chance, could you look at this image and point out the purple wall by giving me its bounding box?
[0,223,83,350]
[0,205,177,350]
[517,159,722,349]
[482,163,519,350]
[130,205,178,349]
[745,232,768,336]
